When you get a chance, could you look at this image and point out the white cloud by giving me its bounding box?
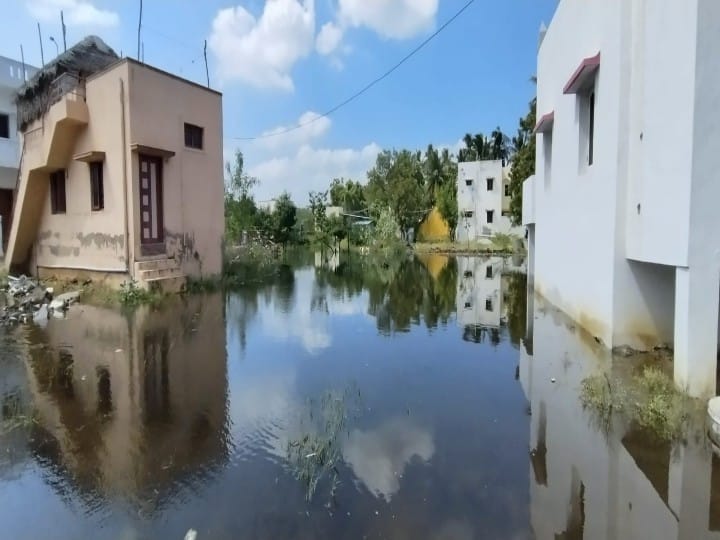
[249,142,380,203]
[316,21,343,55]
[27,0,119,27]
[338,0,438,39]
[209,0,315,90]
[256,111,331,151]
[343,417,435,501]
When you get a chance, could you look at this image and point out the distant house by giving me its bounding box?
[456,160,522,242]
[0,55,38,254]
[5,36,224,291]
[523,0,720,396]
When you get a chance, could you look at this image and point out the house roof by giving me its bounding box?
[563,52,600,94]
[15,36,119,130]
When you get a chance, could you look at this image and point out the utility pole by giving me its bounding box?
[137,0,143,60]
[203,40,210,88]
[60,10,67,51]
[37,23,45,66]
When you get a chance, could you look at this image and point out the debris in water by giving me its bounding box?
[551,378,556,383]
[184,529,197,540]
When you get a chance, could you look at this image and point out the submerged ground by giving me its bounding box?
[0,252,717,539]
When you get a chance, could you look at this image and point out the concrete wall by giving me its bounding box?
[533,0,625,345]
[624,0,698,266]
[32,62,130,273]
[127,61,224,278]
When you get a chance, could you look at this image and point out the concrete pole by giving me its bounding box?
[674,266,719,397]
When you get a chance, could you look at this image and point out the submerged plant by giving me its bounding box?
[286,385,361,504]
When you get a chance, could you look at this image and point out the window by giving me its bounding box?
[464,301,472,309]
[184,123,203,149]
[485,299,493,311]
[0,114,8,139]
[504,184,510,197]
[50,170,66,214]
[465,179,473,187]
[463,210,474,218]
[588,91,595,165]
[485,266,493,279]
[486,177,494,191]
[464,270,473,278]
[486,210,494,224]
[89,161,104,211]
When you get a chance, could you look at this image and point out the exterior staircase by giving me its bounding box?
[134,257,186,293]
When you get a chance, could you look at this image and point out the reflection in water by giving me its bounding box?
[12,294,229,512]
[343,416,435,502]
[522,292,720,540]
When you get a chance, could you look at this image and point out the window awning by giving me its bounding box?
[130,143,175,158]
[73,150,105,162]
[534,111,554,134]
[563,52,600,94]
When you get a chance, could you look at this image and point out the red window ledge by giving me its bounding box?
[534,111,554,134]
[563,52,600,94]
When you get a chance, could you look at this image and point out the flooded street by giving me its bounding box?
[0,253,718,539]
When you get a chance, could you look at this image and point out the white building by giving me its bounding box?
[456,160,521,242]
[523,0,720,396]
[0,56,37,253]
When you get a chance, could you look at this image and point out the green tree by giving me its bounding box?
[309,190,332,249]
[508,97,537,225]
[329,178,366,213]
[224,149,259,243]
[271,192,297,248]
[366,149,425,239]
[436,180,458,239]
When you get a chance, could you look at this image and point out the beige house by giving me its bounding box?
[5,37,224,291]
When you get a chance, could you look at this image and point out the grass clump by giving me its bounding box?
[118,279,162,307]
[580,365,696,441]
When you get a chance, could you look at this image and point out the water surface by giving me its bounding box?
[0,253,718,539]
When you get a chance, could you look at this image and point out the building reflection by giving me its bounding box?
[457,255,526,345]
[19,293,229,511]
[520,292,720,539]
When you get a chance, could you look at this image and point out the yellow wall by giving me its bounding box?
[127,61,224,277]
[417,207,450,242]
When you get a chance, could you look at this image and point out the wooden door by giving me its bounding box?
[139,154,164,255]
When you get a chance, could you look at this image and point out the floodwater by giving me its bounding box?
[0,253,718,539]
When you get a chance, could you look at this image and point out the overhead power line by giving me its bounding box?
[228,0,476,141]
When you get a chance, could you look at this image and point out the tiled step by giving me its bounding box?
[137,267,183,281]
[142,275,186,294]
[134,258,178,273]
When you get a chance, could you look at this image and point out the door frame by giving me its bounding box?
[138,154,165,257]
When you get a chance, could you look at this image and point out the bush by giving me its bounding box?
[118,280,158,306]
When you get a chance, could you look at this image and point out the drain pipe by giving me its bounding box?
[120,78,130,276]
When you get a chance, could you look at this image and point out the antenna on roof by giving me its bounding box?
[142,41,145,63]
[37,23,45,66]
[137,0,143,61]
[61,10,67,51]
[204,40,209,88]
[20,44,26,81]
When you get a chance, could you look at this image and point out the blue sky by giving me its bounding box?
[0,0,557,203]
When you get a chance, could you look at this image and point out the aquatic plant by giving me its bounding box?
[286,385,361,504]
[580,366,697,441]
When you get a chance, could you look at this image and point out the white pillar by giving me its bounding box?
[674,266,719,397]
